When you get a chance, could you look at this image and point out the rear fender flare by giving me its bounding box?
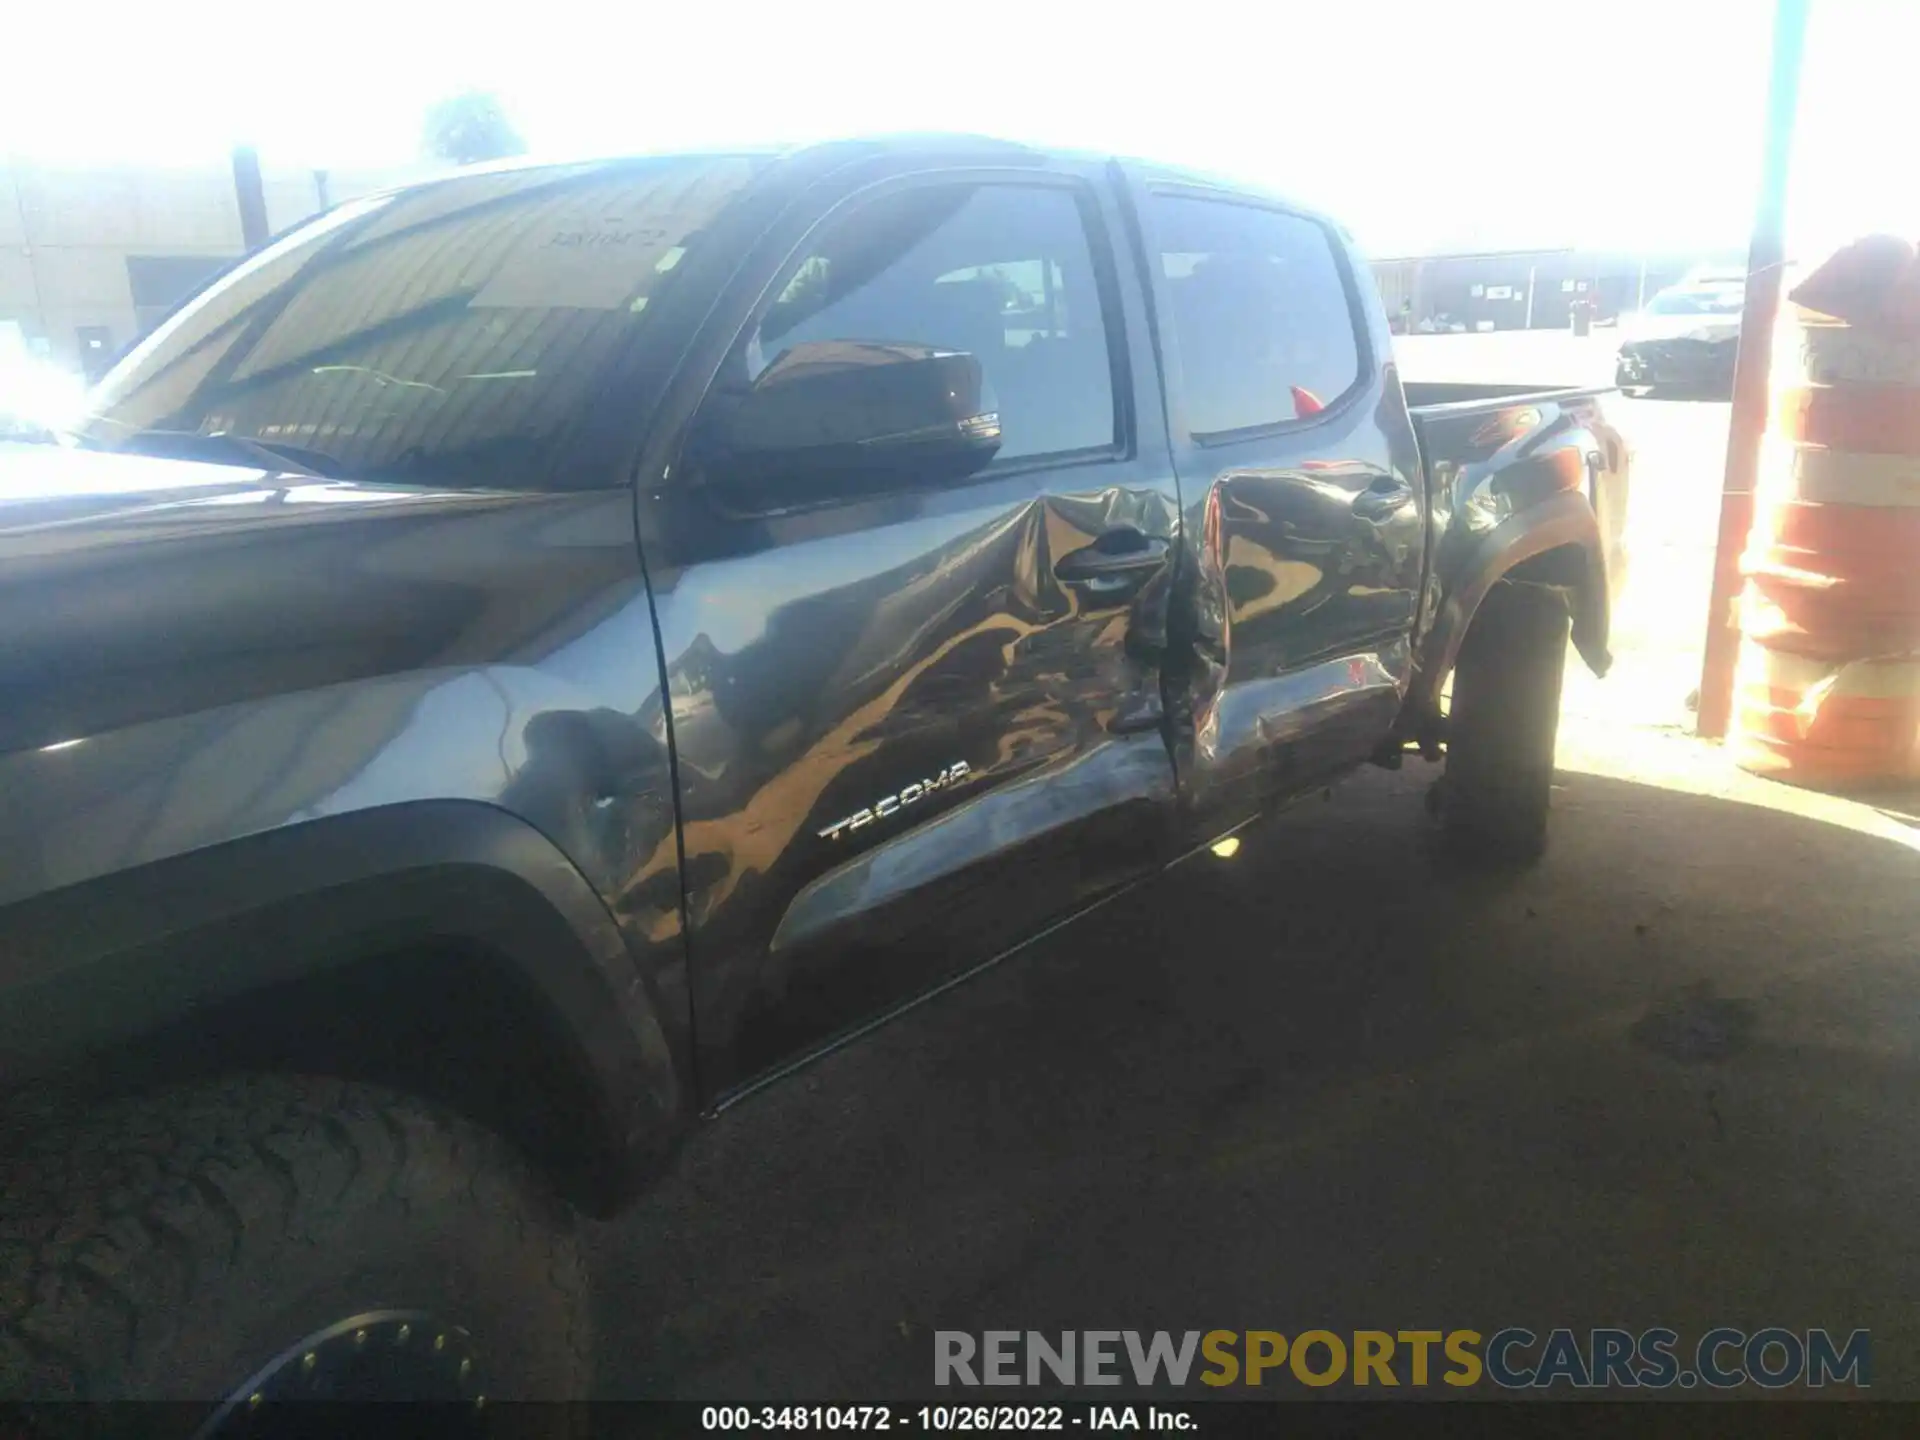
[1409,489,1611,723]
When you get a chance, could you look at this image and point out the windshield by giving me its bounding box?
[1644,287,1745,317]
[73,156,759,488]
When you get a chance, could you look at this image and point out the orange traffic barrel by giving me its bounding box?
[1733,277,1920,786]
[1734,645,1920,783]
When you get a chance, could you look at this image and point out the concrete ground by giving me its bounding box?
[589,332,1920,1399]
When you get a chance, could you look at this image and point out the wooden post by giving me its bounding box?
[1696,0,1810,738]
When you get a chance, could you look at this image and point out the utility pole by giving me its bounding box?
[6,158,46,355]
[1696,0,1811,739]
[231,145,270,253]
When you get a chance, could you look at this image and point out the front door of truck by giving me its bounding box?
[641,160,1183,1096]
[1130,177,1427,836]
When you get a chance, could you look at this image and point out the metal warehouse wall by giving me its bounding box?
[1,159,436,375]
[1371,248,1745,330]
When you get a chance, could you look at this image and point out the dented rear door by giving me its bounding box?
[1124,171,1427,841]
[639,153,1182,1096]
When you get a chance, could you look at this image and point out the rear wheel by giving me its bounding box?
[1440,581,1569,862]
[0,1075,590,1425]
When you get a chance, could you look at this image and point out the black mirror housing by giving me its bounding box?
[701,341,1001,504]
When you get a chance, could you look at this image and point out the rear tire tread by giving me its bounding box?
[0,1075,588,1401]
[1442,581,1570,863]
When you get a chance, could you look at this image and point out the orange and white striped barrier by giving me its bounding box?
[1733,643,1920,783]
[1732,245,1920,787]
[1742,439,1920,662]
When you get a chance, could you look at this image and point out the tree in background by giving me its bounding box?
[422,92,526,166]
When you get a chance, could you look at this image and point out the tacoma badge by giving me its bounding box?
[818,762,973,841]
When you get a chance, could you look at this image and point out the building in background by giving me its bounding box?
[1,158,435,378]
[1371,247,1747,333]
[4,159,1752,382]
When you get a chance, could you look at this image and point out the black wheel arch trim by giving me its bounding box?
[1409,488,1611,721]
[0,800,686,1212]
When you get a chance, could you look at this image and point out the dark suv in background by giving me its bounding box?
[1614,280,1745,396]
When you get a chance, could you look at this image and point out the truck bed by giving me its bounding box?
[1402,380,1615,413]
[1404,379,1631,663]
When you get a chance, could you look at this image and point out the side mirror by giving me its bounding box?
[699,340,1001,506]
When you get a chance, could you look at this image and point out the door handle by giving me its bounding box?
[1054,530,1170,591]
[1351,478,1415,522]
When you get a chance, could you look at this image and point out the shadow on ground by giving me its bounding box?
[589,757,1920,1399]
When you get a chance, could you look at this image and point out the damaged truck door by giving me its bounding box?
[1135,182,1428,839]
[644,161,1185,1095]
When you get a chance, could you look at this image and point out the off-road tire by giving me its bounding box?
[1441,581,1569,862]
[0,1075,590,1414]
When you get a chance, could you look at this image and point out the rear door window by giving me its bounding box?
[1149,196,1362,438]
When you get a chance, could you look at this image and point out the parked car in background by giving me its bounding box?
[1614,281,1745,397]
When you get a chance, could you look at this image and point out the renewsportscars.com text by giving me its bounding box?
[935,1328,1870,1390]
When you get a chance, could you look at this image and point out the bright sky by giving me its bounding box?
[4,0,1914,257]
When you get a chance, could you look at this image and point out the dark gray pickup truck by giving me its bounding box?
[0,136,1626,1408]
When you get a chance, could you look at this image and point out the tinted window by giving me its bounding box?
[1151,197,1361,436]
[746,185,1115,462]
[76,158,759,487]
